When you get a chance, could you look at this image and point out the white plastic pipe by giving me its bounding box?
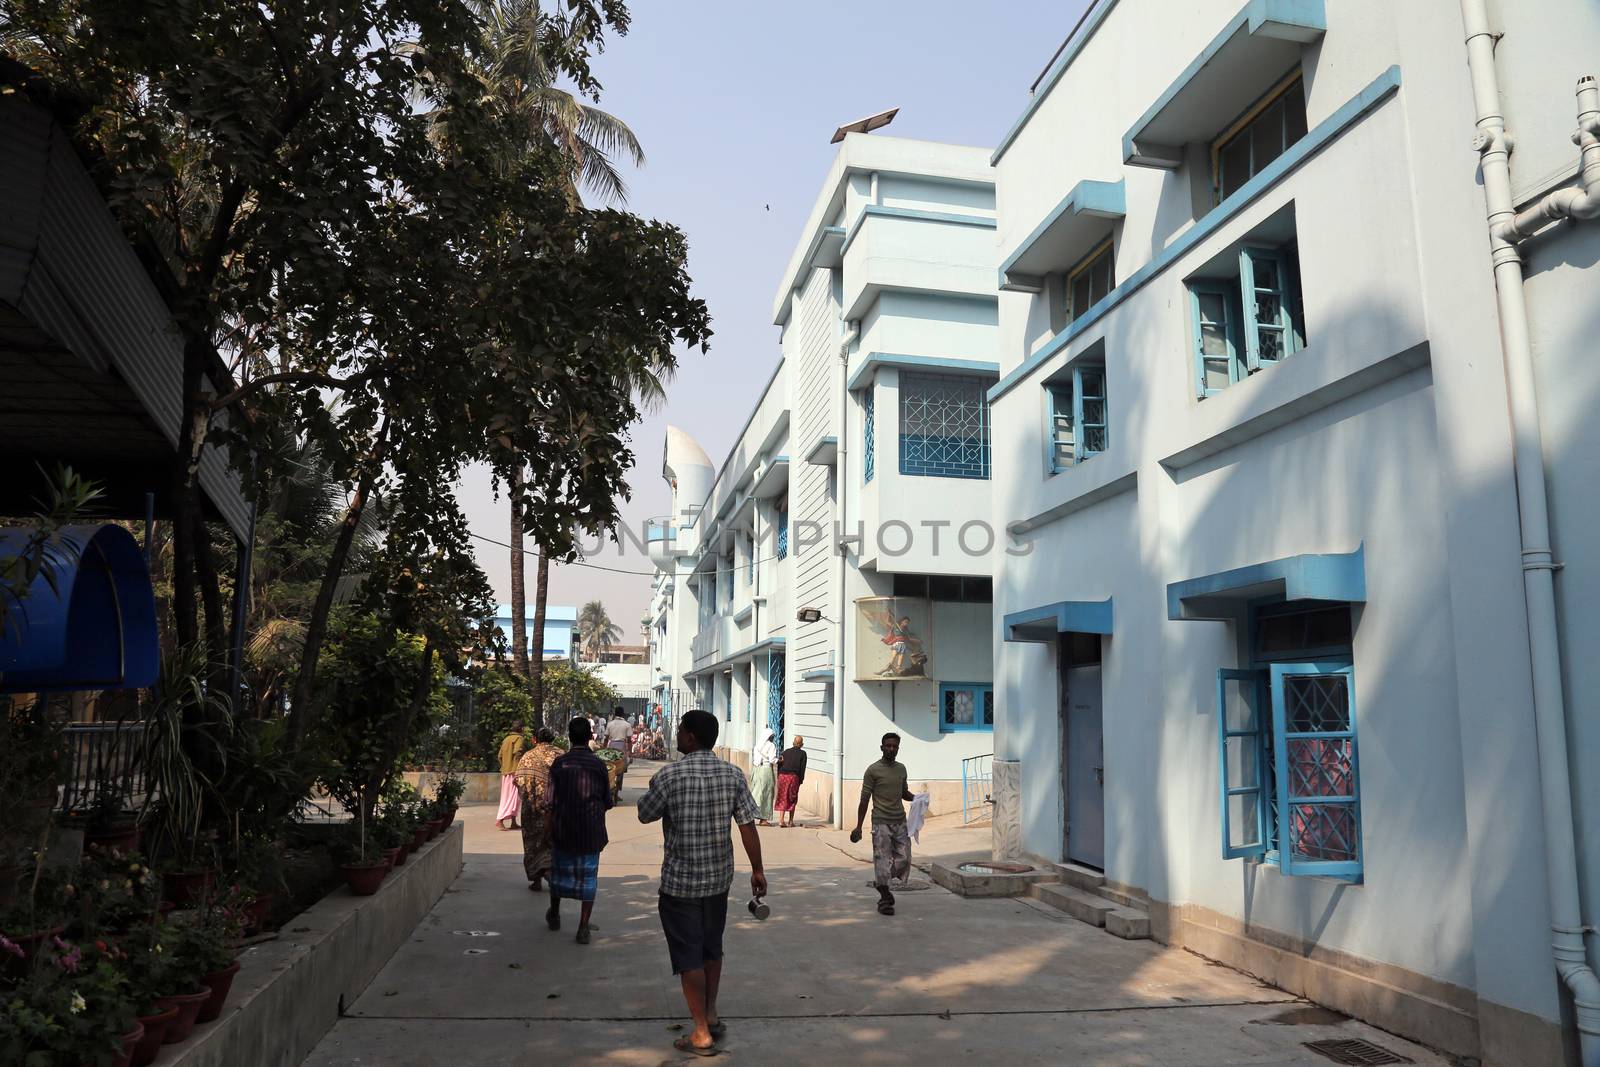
[1459,4,1600,1064]
[1497,76,1600,241]
[833,322,857,829]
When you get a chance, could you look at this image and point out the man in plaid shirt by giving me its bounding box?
[638,709,765,1057]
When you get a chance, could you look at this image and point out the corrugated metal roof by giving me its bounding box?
[0,95,250,540]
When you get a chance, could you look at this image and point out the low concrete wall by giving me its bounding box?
[167,823,463,1067]
[404,771,499,805]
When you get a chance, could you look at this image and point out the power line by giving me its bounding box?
[467,531,658,576]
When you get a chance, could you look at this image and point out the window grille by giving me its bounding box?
[775,499,789,560]
[863,389,876,483]
[766,652,785,741]
[1189,242,1304,399]
[899,372,991,479]
[940,682,995,733]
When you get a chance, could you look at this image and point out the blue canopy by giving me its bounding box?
[0,524,159,693]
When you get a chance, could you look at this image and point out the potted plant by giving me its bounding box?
[72,852,162,937]
[80,768,141,856]
[433,771,466,828]
[226,836,286,936]
[0,705,65,908]
[118,935,179,1066]
[140,921,212,1045]
[0,937,139,1067]
[0,891,68,975]
[168,902,243,1025]
[338,827,389,897]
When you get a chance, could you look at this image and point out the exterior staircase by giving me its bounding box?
[1029,862,1151,940]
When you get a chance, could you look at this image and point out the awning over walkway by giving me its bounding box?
[0,524,159,693]
[1003,598,1113,643]
[1166,546,1365,621]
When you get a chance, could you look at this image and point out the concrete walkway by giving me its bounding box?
[302,760,1449,1066]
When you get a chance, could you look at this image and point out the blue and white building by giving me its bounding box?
[651,133,1005,823]
[984,1,1600,1064]
[491,603,576,662]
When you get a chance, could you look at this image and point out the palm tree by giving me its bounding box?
[425,1,648,714]
[577,600,622,662]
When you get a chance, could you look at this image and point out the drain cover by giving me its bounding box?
[956,861,1034,875]
[1303,1039,1413,1065]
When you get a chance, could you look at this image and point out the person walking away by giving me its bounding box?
[749,727,778,826]
[605,706,632,774]
[637,709,765,1058]
[513,728,561,891]
[775,736,806,828]
[545,718,613,943]
[495,723,529,831]
[850,732,915,915]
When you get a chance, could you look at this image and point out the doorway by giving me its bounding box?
[1060,633,1104,869]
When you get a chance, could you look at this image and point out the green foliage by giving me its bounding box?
[65,853,161,937]
[542,661,619,722]
[576,600,622,661]
[0,465,104,644]
[313,612,445,827]
[0,940,135,1067]
[140,644,233,872]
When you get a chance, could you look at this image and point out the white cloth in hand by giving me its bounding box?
[907,792,931,844]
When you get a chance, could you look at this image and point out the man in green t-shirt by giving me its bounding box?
[850,732,915,915]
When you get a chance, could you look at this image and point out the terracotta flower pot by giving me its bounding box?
[393,841,410,866]
[131,1006,178,1067]
[426,817,444,837]
[341,862,388,896]
[163,868,216,908]
[155,986,210,1044]
[85,825,142,855]
[110,1022,144,1067]
[241,892,275,935]
[380,846,401,871]
[197,960,242,1022]
[409,827,428,850]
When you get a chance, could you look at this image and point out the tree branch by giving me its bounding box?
[210,369,368,412]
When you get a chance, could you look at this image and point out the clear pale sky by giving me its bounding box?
[456,0,1093,635]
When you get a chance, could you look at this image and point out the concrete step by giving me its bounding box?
[1052,862,1106,892]
[1104,904,1151,940]
[1031,882,1115,927]
[1094,884,1147,911]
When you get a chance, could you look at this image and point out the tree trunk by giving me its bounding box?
[169,338,210,649]
[192,512,228,687]
[509,459,528,677]
[286,422,390,748]
[530,550,549,726]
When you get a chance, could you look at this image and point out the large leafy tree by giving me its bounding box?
[4,0,710,752]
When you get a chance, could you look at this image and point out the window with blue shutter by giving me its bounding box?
[775,498,789,560]
[1213,603,1361,880]
[1047,364,1108,472]
[939,682,995,733]
[863,388,876,484]
[1186,226,1304,399]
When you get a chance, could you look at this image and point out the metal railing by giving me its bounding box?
[58,721,150,815]
[961,752,994,824]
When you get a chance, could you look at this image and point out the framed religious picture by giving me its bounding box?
[855,596,932,681]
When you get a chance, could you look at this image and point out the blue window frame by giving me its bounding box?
[775,498,789,560]
[1048,364,1108,472]
[1214,603,1361,880]
[939,682,994,733]
[766,652,785,741]
[1189,244,1303,400]
[899,372,991,480]
[863,388,876,484]
[746,536,754,586]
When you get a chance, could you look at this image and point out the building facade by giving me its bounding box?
[491,603,576,662]
[984,1,1600,1065]
[651,134,1006,823]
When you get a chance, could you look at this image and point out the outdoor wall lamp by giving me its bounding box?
[796,607,824,623]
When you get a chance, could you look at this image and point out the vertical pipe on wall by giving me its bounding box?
[1458,3,1600,1062]
[833,325,854,828]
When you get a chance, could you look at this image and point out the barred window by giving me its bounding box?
[898,372,991,480]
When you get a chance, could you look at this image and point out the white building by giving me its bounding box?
[653,133,1005,823]
[985,1,1600,1064]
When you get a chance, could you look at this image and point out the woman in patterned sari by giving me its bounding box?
[513,728,560,891]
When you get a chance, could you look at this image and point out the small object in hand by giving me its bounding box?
[746,896,770,921]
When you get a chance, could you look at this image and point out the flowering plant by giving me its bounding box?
[70,851,161,935]
[0,937,135,1066]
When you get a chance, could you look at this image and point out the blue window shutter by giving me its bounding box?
[863,389,876,484]
[766,652,785,740]
[776,501,789,560]
[1190,282,1239,399]
[1074,366,1107,463]
[1240,245,1293,373]
[1048,385,1073,472]
[1270,661,1362,880]
[1217,668,1269,860]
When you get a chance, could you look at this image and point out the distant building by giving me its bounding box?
[490,603,576,662]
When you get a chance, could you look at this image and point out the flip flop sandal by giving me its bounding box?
[575,927,591,945]
[672,1036,718,1057]
[708,1021,727,1040]
[545,907,560,931]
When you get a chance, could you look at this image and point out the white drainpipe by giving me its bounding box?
[1459,3,1600,1062]
[833,320,859,829]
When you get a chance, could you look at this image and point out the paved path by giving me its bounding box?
[303,760,1448,1066]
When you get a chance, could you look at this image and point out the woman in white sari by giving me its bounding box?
[750,727,778,826]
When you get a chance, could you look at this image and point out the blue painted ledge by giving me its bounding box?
[989,64,1402,404]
